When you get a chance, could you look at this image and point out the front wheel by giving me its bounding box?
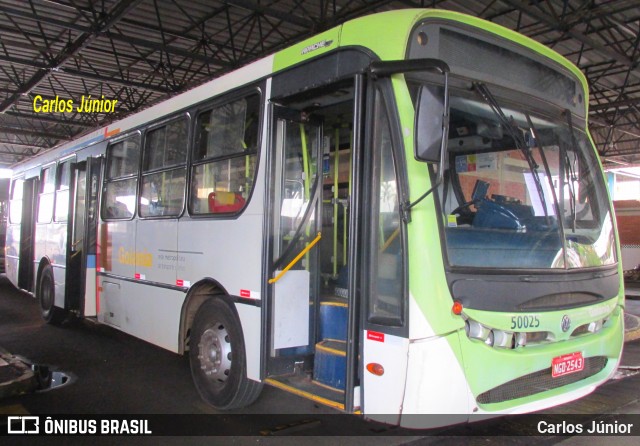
[189,298,262,409]
[38,264,68,325]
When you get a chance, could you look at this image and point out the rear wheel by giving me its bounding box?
[38,264,67,325]
[189,298,262,409]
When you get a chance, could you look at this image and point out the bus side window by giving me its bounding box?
[54,160,72,222]
[368,91,404,327]
[102,134,141,220]
[140,117,188,218]
[9,179,24,224]
[37,166,55,223]
[190,92,260,216]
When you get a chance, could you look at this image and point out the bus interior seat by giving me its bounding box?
[208,191,245,213]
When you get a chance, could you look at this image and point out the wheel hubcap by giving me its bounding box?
[197,323,232,382]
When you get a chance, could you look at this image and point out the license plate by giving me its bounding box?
[551,352,584,378]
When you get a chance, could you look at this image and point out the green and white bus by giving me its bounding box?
[5,9,624,428]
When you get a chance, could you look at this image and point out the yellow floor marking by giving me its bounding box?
[0,404,30,415]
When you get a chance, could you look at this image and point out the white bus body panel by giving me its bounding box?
[99,278,183,352]
[5,224,20,285]
[100,281,122,327]
[84,255,97,317]
[103,220,136,278]
[121,281,183,352]
[97,213,264,354]
[176,214,264,297]
[362,332,409,425]
[98,220,135,325]
[408,293,436,339]
[400,334,472,428]
[136,219,178,284]
[399,294,471,427]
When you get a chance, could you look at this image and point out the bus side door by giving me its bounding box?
[360,82,410,424]
[266,105,323,376]
[65,157,101,317]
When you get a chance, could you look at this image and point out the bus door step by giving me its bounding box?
[319,299,348,342]
[313,339,346,392]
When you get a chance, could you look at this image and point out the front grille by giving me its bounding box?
[476,356,607,405]
[517,292,601,310]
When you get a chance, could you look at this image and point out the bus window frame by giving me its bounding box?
[37,162,57,224]
[363,79,410,333]
[53,155,76,223]
[138,113,190,220]
[102,131,142,222]
[187,86,263,219]
[9,176,25,225]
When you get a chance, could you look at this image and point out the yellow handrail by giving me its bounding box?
[269,232,322,284]
[380,227,400,253]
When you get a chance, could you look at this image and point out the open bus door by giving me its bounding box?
[264,91,363,411]
[263,69,366,412]
[359,83,411,424]
[266,105,324,377]
[65,157,101,318]
[17,178,37,291]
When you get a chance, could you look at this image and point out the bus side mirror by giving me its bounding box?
[414,83,448,163]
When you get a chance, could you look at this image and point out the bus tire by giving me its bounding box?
[38,264,67,325]
[189,298,262,410]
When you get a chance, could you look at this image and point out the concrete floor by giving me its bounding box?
[1,275,640,444]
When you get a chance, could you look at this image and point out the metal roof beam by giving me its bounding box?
[225,0,315,28]
[0,141,40,150]
[502,0,639,77]
[591,97,640,112]
[61,67,171,94]
[103,30,232,68]
[0,150,31,156]
[3,111,95,128]
[0,4,232,68]
[0,126,70,140]
[0,52,171,95]
[0,0,144,113]
[590,119,640,140]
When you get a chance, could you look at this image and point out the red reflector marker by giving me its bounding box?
[452,301,463,315]
[366,363,384,376]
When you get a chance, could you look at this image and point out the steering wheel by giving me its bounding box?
[451,179,490,217]
[474,196,525,230]
[451,200,475,216]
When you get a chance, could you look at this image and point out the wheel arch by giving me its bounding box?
[178,277,238,355]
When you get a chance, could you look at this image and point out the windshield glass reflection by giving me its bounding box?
[427,87,615,269]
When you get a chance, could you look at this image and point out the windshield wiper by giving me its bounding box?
[472,82,549,219]
[524,113,561,227]
[563,110,579,232]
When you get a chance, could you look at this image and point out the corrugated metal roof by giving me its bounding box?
[0,0,638,167]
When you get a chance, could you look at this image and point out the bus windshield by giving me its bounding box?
[433,86,616,270]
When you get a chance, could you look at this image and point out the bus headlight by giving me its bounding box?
[588,320,603,333]
[465,319,491,342]
[491,330,515,349]
[463,317,551,349]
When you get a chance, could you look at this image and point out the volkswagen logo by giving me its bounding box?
[561,315,571,332]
